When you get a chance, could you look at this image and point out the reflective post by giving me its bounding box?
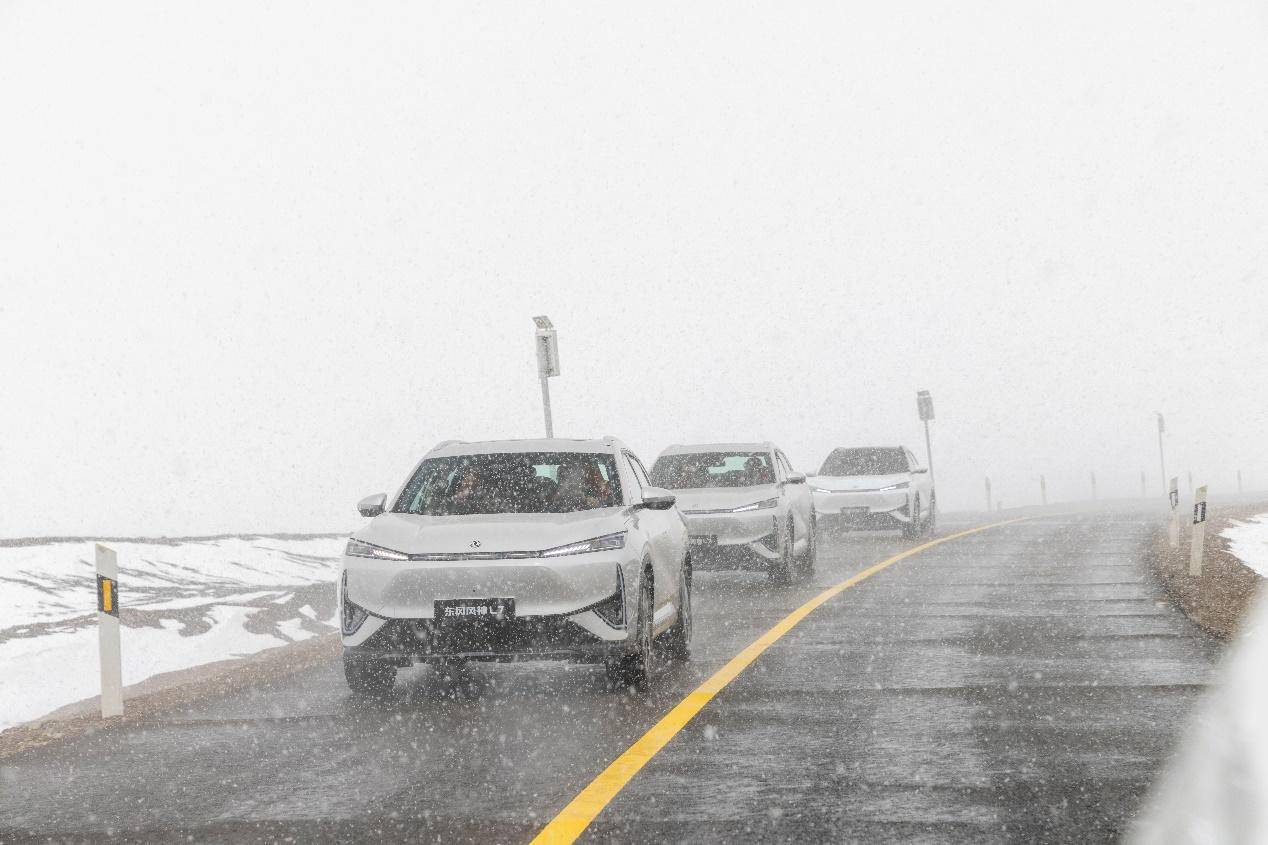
[96,544,123,718]
[1189,485,1208,575]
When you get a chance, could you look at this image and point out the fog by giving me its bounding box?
[2,1,1265,538]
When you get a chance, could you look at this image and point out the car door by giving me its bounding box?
[623,450,680,618]
[905,447,931,514]
[776,449,813,552]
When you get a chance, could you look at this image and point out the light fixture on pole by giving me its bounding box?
[916,390,936,513]
[533,316,560,438]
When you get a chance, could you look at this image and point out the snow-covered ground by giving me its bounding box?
[1222,513,1268,578]
[0,535,345,732]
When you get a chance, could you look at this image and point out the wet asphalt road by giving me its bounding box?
[0,510,1218,844]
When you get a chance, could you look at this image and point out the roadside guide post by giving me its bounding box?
[1156,413,1168,496]
[984,476,992,512]
[1040,474,1047,506]
[1168,477,1180,549]
[1140,471,1147,498]
[96,543,123,718]
[916,390,935,514]
[1189,485,1208,576]
[532,316,560,438]
[1091,471,1097,501]
[1238,469,1243,494]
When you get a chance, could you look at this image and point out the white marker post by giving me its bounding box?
[984,476,992,512]
[96,543,123,717]
[1091,471,1097,501]
[1040,474,1047,506]
[1168,476,1180,549]
[1189,485,1208,576]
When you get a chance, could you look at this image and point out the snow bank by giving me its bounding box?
[1128,587,1268,843]
[0,536,345,732]
[1221,514,1268,578]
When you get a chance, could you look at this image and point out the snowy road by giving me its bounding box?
[0,511,1218,843]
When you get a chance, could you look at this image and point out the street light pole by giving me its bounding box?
[916,390,936,511]
[533,316,560,438]
[1156,412,1167,497]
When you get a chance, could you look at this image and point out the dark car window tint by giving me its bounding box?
[819,448,909,476]
[394,452,622,515]
[650,451,776,489]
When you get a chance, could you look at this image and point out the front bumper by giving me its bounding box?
[681,510,780,571]
[813,489,912,529]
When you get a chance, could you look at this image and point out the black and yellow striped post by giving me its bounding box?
[95,544,123,717]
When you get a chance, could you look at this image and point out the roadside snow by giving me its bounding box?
[1221,514,1268,578]
[0,536,345,732]
[1129,588,1268,843]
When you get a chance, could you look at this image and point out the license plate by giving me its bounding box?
[841,507,868,516]
[434,597,515,622]
[689,535,718,548]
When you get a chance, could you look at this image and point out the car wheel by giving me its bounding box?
[607,566,655,691]
[768,517,795,585]
[800,512,817,578]
[902,495,922,539]
[662,559,692,660]
[343,653,396,697]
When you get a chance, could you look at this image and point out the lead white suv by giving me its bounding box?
[810,446,934,538]
[649,442,816,584]
[338,438,691,695]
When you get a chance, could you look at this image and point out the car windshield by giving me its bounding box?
[393,452,622,515]
[819,448,909,476]
[650,451,775,489]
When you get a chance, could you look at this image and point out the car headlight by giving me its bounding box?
[345,538,409,561]
[541,531,627,558]
[732,498,779,513]
[878,482,910,492]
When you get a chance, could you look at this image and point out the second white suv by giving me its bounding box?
[810,446,935,538]
[649,442,816,584]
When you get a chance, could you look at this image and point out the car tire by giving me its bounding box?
[662,559,692,661]
[343,653,396,697]
[768,517,795,585]
[607,566,655,691]
[800,512,817,579]
[902,495,922,540]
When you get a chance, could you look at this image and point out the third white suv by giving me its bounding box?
[810,446,934,538]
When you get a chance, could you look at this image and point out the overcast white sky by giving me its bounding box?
[2,1,1266,538]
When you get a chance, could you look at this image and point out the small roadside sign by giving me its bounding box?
[96,544,123,717]
[1189,485,1208,576]
[917,390,934,421]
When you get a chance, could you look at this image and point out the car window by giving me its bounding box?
[775,451,794,478]
[393,452,622,515]
[650,451,776,489]
[819,448,908,476]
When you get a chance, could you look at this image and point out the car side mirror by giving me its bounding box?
[636,486,677,511]
[912,467,929,474]
[358,493,387,518]
[786,472,807,485]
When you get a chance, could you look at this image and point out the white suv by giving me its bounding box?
[810,446,935,538]
[338,438,691,694]
[649,442,816,584]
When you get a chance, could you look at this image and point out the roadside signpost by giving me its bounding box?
[1156,413,1168,496]
[96,544,123,718]
[984,476,992,512]
[1090,471,1097,501]
[916,391,935,511]
[533,316,560,438]
[1189,485,1208,576]
[1168,476,1180,548]
[1040,474,1047,506]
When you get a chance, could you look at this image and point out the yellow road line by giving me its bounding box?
[529,517,1027,844]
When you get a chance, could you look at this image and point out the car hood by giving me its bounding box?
[354,509,627,555]
[810,473,910,492]
[671,485,781,513]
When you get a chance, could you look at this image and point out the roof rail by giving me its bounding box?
[430,439,466,452]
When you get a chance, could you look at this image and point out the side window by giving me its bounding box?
[624,451,651,491]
